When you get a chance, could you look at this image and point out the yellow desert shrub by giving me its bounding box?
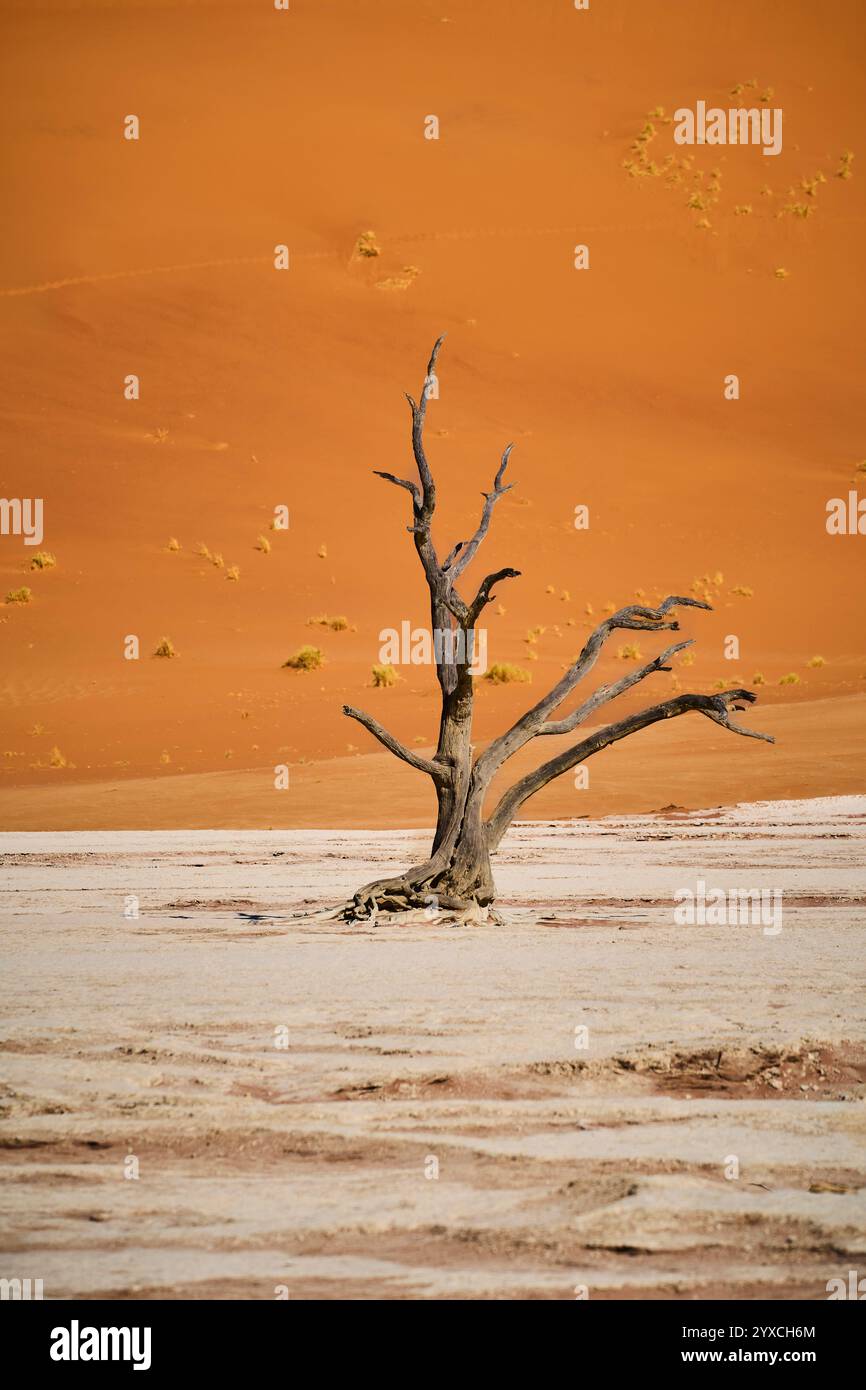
[485,663,531,684]
[354,230,381,258]
[283,645,324,671]
[371,664,399,687]
[308,615,349,631]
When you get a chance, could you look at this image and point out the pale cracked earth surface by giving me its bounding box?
[1,797,865,1301]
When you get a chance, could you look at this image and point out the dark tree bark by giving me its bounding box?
[341,340,773,920]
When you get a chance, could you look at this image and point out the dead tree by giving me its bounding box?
[342,339,773,919]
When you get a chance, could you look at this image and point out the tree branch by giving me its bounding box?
[342,705,448,784]
[441,540,465,572]
[475,595,711,781]
[370,338,518,699]
[539,638,694,735]
[372,470,421,512]
[449,444,515,581]
[486,689,774,848]
[405,334,446,526]
[467,567,522,624]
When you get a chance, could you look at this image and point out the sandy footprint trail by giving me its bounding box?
[1,797,864,1300]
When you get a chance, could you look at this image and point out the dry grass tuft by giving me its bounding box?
[307,615,350,632]
[836,150,854,180]
[354,230,381,258]
[283,646,324,671]
[371,664,399,687]
[485,663,531,684]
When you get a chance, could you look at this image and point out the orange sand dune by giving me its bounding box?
[1,0,865,829]
[2,695,863,832]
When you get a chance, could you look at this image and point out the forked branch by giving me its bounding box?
[486,689,773,848]
[368,336,519,695]
[475,595,711,781]
[449,445,516,582]
[538,638,694,735]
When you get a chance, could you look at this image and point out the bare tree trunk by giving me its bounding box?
[340,342,773,921]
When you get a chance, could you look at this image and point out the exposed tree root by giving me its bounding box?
[333,896,502,927]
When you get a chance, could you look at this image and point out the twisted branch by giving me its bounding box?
[475,595,710,781]
[449,444,515,581]
[486,689,774,848]
[467,567,522,624]
[343,706,447,784]
[539,638,694,735]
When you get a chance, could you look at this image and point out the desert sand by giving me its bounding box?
[0,693,864,831]
[1,798,864,1300]
[1,0,865,830]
